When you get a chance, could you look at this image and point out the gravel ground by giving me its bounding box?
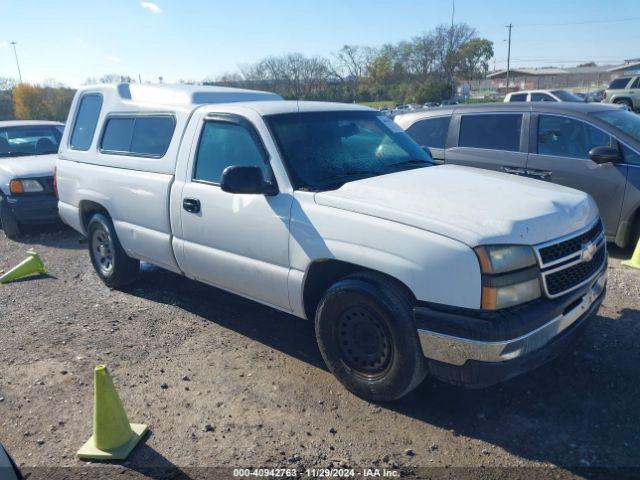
[0,225,639,480]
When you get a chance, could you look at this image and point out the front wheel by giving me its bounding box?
[87,213,139,288]
[315,272,426,402]
[614,98,633,110]
[0,196,21,239]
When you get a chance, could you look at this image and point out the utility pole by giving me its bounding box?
[450,0,456,99]
[505,24,512,93]
[10,41,23,84]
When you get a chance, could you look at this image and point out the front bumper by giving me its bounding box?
[5,194,59,225]
[415,270,606,387]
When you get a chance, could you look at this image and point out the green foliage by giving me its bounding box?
[226,23,494,104]
[12,84,75,122]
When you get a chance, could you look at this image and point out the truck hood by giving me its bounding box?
[0,154,57,194]
[314,165,599,246]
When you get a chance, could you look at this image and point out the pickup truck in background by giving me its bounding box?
[57,84,607,401]
[0,120,64,238]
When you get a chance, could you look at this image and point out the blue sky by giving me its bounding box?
[1,0,639,87]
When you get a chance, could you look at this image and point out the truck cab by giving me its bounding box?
[57,84,607,401]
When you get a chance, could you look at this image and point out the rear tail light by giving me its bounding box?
[53,166,58,198]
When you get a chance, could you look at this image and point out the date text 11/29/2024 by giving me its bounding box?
[233,468,400,477]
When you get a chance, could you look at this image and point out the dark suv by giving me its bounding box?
[395,102,640,248]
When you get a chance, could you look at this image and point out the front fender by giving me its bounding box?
[290,194,482,310]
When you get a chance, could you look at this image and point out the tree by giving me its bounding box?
[12,84,75,121]
[577,61,597,68]
[457,38,494,80]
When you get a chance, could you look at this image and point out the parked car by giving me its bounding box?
[0,120,64,238]
[505,89,585,103]
[58,84,606,401]
[395,102,640,248]
[603,76,640,111]
[584,89,605,102]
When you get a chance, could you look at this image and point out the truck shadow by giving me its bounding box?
[5,223,85,250]
[130,265,640,473]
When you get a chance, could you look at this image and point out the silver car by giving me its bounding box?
[395,102,640,248]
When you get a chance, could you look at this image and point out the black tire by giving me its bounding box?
[614,98,633,110]
[0,195,21,239]
[315,272,426,402]
[87,213,139,288]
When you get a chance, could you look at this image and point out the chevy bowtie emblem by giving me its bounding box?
[581,241,597,263]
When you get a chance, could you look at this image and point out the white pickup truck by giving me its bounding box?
[57,84,607,401]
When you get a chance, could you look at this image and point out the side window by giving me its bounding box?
[621,144,640,166]
[509,93,527,102]
[101,116,174,157]
[531,93,555,102]
[194,121,268,184]
[70,94,102,151]
[406,116,451,149]
[631,78,640,89]
[459,114,522,152]
[538,115,612,159]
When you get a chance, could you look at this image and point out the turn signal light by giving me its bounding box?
[9,180,25,194]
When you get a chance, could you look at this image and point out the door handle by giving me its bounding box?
[183,198,201,213]
[502,166,526,175]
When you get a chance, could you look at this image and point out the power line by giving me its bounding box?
[513,17,640,28]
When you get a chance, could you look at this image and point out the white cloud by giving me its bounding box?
[140,2,162,14]
[106,55,123,63]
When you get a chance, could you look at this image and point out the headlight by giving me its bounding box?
[474,245,541,310]
[10,179,44,194]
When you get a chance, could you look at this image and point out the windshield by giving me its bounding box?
[0,125,64,158]
[592,109,640,143]
[551,90,584,102]
[266,111,433,191]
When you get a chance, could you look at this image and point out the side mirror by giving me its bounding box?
[589,146,621,164]
[421,146,432,157]
[220,165,277,195]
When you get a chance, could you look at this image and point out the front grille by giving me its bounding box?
[538,220,603,264]
[545,247,605,296]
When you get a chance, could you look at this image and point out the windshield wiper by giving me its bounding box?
[387,159,434,168]
[316,170,382,189]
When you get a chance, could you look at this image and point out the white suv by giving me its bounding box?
[56,84,607,401]
[505,89,585,103]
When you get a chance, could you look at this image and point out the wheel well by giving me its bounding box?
[302,259,415,321]
[613,97,632,104]
[79,201,109,231]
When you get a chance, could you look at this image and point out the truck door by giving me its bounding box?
[175,113,293,311]
[445,112,529,175]
[526,113,628,238]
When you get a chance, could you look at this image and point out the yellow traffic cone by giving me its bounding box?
[77,365,148,460]
[622,237,640,269]
[0,250,47,284]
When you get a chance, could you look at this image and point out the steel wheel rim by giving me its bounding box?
[335,305,393,379]
[91,227,114,276]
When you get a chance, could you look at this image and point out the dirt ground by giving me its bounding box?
[1,225,639,480]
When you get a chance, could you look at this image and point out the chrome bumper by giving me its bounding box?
[417,271,606,366]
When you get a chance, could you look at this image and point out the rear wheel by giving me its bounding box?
[614,98,633,110]
[315,272,426,402]
[87,213,139,288]
[0,196,21,239]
